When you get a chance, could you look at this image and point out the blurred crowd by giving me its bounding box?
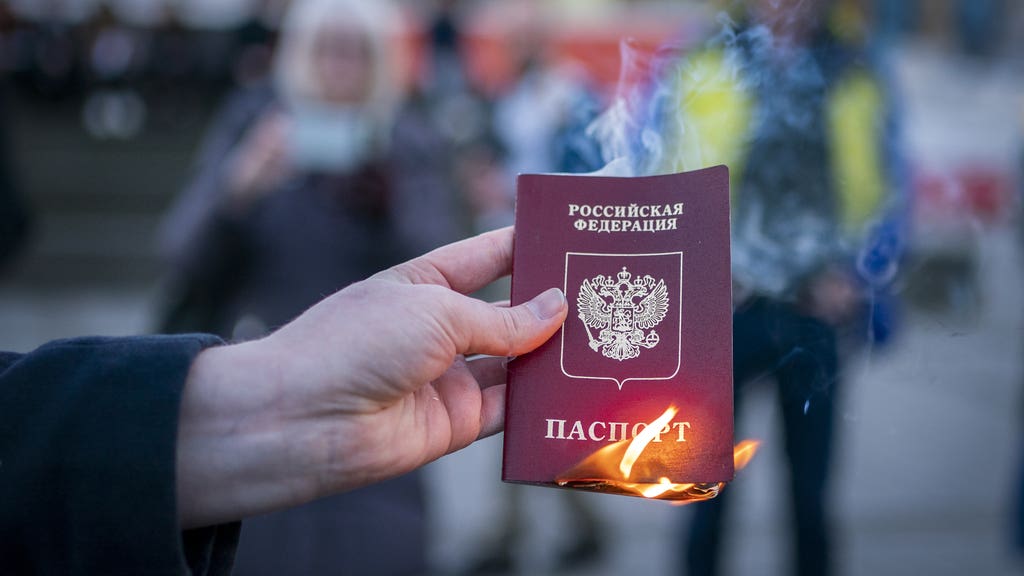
[0,0,1022,575]
[0,0,1018,277]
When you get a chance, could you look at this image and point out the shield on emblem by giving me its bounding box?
[612,306,634,332]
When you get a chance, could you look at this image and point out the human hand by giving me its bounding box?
[802,266,860,325]
[225,110,292,207]
[176,227,567,528]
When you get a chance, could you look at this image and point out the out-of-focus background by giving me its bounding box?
[0,0,1021,575]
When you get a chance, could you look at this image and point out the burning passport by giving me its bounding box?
[503,165,738,502]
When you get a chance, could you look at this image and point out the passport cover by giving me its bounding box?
[503,166,733,491]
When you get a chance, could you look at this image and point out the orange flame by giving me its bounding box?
[555,406,760,503]
[733,439,761,470]
[620,405,678,479]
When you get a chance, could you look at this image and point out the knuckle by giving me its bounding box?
[498,307,527,345]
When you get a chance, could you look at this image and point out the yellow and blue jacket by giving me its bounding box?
[642,28,902,303]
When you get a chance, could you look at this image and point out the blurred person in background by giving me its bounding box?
[227,0,280,90]
[460,16,609,573]
[19,2,82,100]
[158,0,460,572]
[652,1,903,575]
[954,0,1006,59]
[415,0,505,237]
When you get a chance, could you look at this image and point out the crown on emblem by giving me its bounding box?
[609,267,643,308]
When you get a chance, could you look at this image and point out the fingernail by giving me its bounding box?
[526,287,565,320]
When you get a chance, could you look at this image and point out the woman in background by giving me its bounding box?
[159,0,461,573]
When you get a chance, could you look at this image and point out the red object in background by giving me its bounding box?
[460,7,701,96]
[392,5,703,98]
[913,165,1018,227]
[504,167,734,496]
[392,9,427,92]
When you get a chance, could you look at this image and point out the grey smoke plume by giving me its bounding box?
[586,12,905,301]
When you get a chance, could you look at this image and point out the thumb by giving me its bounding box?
[441,287,568,357]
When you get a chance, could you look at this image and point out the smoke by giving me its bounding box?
[585,10,905,311]
[588,13,762,177]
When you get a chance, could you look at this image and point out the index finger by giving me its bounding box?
[376,227,514,294]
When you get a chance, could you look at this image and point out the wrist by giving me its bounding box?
[175,340,321,528]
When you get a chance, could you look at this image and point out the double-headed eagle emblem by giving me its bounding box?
[577,266,669,361]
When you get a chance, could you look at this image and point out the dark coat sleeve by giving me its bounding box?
[0,335,240,575]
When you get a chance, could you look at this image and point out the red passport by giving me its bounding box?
[503,166,733,500]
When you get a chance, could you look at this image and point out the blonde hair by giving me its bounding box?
[274,0,400,128]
